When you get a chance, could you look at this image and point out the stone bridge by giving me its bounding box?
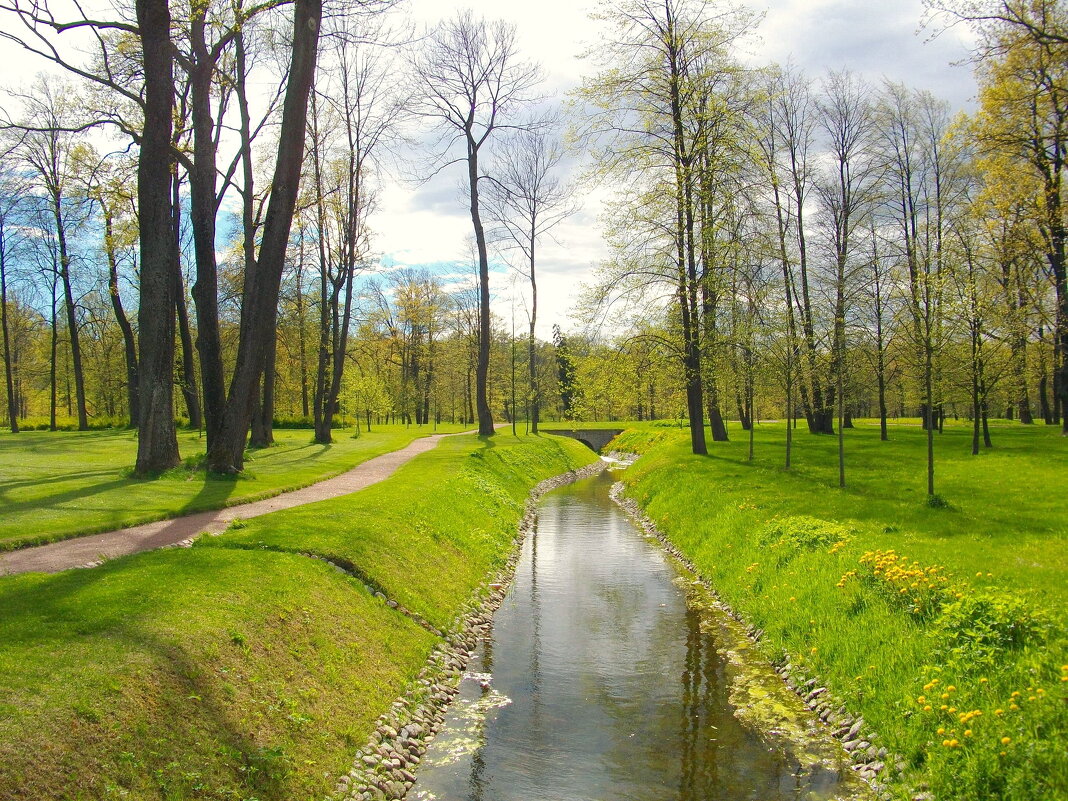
[541,429,624,453]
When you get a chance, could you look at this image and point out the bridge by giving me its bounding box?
[541,429,624,453]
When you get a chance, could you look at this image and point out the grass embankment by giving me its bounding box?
[0,432,596,801]
[0,424,468,550]
[614,421,1066,801]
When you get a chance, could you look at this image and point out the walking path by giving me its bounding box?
[0,430,473,576]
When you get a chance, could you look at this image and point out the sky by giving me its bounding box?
[0,0,979,338]
[379,0,979,338]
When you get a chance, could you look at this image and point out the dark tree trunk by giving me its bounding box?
[171,175,201,429]
[187,9,226,449]
[468,137,494,436]
[529,245,539,434]
[207,0,322,472]
[1,224,18,433]
[134,0,180,473]
[54,196,87,430]
[103,207,139,427]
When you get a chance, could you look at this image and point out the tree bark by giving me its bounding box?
[134,0,180,473]
[0,225,17,433]
[207,0,322,472]
[103,206,139,427]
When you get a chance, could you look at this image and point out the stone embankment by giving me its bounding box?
[610,482,907,801]
[328,461,607,801]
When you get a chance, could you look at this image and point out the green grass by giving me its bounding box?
[616,420,1067,801]
[0,432,596,801]
[0,423,468,550]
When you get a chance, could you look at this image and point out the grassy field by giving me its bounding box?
[0,423,469,550]
[614,420,1067,801]
[0,431,597,801]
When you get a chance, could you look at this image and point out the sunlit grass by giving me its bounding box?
[0,423,468,550]
[618,420,1067,801]
[0,432,596,800]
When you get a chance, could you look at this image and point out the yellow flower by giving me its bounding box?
[964,729,972,737]
[924,705,933,712]
[1010,703,1020,711]
[949,739,959,747]
[917,696,927,704]
[948,707,957,714]
[979,678,988,684]
[937,727,945,735]
[1001,736,1011,745]
[947,685,956,692]
[942,739,952,747]
[941,693,950,700]
[810,647,817,654]
[994,709,1004,716]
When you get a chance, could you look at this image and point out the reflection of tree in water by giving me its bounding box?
[680,604,807,801]
[466,634,492,801]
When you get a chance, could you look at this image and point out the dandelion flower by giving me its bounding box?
[1001,737,1011,745]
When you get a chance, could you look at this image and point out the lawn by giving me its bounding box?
[0,423,468,550]
[0,432,597,801]
[615,419,1067,801]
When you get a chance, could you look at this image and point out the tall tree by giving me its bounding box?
[486,128,573,434]
[412,11,541,437]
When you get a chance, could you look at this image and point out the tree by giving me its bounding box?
[486,128,573,434]
[412,11,541,437]
[135,0,181,472]
[206,0,323,473]
[0,157,26,432]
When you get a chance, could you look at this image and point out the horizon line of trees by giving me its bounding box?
[0,0,1063,490]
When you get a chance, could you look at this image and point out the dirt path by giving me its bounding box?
[0,430,472,576]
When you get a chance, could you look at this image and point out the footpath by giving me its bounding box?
[0,431,466,576]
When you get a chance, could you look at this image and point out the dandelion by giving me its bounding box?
[949,739,959,747]
[937,727,946,735]
[964,730,972,737]
[1001,737,1011,745]
[994,709,1004,716]
[810,647,817,654]
[1010,703,1020,711]
[947,685,956,692]
[924,705,932,712]
[942,739,952,747]
[979,678,988,684]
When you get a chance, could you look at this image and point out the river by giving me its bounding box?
[410,468,863,801]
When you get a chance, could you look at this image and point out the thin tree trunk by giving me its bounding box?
[1,225,19,433]
[468,136,494,436]
[54,195,87,430]
[103,206,140,427]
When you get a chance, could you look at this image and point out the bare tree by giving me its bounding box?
[486,127,574,433]
[412,11,541,436]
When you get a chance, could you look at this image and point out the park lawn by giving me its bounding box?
[615,420,1067,801]
[200,432,598,631]
[0,432,597,801]
[0,423,468,551]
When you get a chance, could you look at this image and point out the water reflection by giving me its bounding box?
[411,472,853,801]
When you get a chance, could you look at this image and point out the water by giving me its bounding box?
[411,470,860,801]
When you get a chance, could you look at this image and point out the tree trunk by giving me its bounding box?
[54,195,87,430]
[134,0,180,473]
[172,175,201,429]
[207,0,321,472]
[1,225,19,433]
[468,137,494,436]
[103,207,139,427]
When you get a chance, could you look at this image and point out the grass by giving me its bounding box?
[0,432,597,800]
[0,423,469,550]
[615,419,1067,801]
